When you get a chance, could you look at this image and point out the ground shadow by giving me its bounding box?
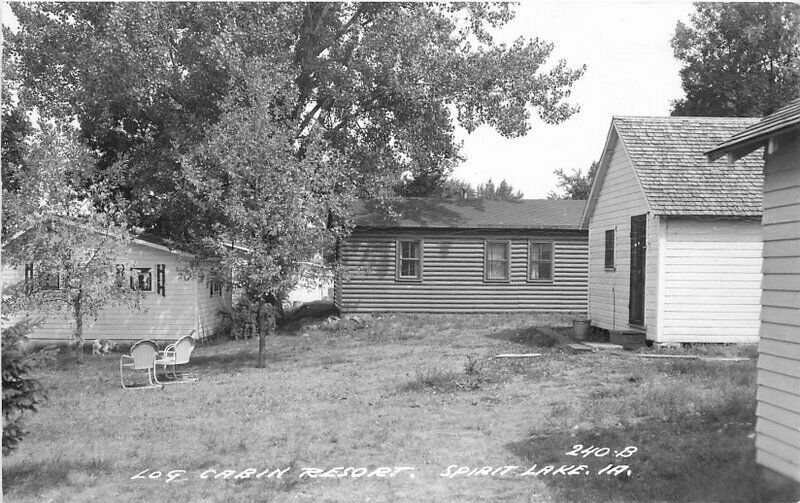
[278,301,338,333]
[504,397,799,503]
[3,458,113,496]
[486,326,564,348]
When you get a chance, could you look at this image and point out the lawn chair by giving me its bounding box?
[120,340,162,389]
[155,331,198,383]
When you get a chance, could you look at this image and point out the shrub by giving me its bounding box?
[2,318,50,455]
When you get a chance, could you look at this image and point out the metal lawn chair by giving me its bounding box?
[120,340,162,389]
[155,331,198,383]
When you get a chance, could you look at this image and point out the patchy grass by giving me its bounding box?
[3,311,798,503]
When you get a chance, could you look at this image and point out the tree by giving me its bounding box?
[7,2,585,236]
[475,179,524,199]
[547,161,598,200]
[7,3,585,361]
[421,177,524,199]
[671,3,800,116]
[2,318,50,455]
[1,123,140,365]
[179,68,350,368]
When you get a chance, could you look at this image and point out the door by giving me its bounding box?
[629,214,646,326]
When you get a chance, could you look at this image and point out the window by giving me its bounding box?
[210,280,222,297]
[605,229,615,269]
[485,241,510,281]
[529,241,553,281]
[397,240,422,280]
[39,272,60,290]
[130,268,153,291]
[24,264,60,292]
[156,264,166,296]
[115,265,126,287]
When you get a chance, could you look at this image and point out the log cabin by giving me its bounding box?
[335,198,588,313]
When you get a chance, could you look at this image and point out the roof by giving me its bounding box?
[706,98,800,161]
[582,116,763,226]
[351,198,587,231]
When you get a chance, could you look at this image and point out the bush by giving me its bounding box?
[2,318,50,455]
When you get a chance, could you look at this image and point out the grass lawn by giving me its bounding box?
[3,309,798,502]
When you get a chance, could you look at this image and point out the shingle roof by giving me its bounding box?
[613,116,763,217]
[351,198,586,230]
[706,98,800,160]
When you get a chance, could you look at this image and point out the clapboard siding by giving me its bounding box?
[659,219,762,343]
[756,135,800,482]
[1,242,226,343]
[197,278,232,339]
[338,229,588,313]
[588,134,657,334]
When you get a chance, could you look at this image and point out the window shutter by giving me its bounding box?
[156,264,166,296]
[25,263,34,294]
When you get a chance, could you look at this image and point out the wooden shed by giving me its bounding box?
[335,198,588,313]
[1,232,231,344]
[581,116,764,343]
[706,98,800,484]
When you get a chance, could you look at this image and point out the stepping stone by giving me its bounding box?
[568,343,595,352]
[583,342,624,350]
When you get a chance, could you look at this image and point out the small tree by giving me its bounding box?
[180,67,352,368]
[1,318,50,455]
[2,122,140,364]
[547,161,598,200]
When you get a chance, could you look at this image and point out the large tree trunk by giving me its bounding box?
[73,294,84,365]
[257,299,267,368]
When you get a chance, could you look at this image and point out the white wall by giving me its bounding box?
[588,134,654,334]
[659,219,762,343]
[756,134,800,482]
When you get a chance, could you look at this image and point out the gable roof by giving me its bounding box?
[706,98,800,161]
[352,198,586,231]
[582,116,763,226]
[2,223,191,257]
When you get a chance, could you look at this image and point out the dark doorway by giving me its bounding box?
[629,214,647,326]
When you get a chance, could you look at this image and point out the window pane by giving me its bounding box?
[488,261,508,280]
[605,230,615,268]
[401,241,418,259]
[400,259,418,278]
[537,262,552,280]
[531,243,552,261]
[488,242,507,261]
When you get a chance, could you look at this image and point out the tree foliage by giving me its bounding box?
[1,123,140,364]
[547,161,598,200]
[2,318,50,456]
[7,2,584,235]
[671,3,800,116]
[428,177,524,199]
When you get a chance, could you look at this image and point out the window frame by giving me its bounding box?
[130,267,153,292]
[528,240,554,282]
[484,239,511,283]
[396,239,423,282]
[604,229,616,270]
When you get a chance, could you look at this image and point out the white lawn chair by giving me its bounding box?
[120,340,162,389]
[155,331,198,383]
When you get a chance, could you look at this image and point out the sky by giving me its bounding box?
[453,2,695,197]
[0,1,696,198]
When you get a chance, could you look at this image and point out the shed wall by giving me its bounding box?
[587,136,659,336]
[659,218,762,343]
[756,135,800,482]
[338,229,587,313]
